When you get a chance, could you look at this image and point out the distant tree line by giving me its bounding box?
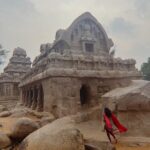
[0,44,9,65]
[141,57,150,81]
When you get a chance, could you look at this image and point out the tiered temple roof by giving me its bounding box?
[0,47,31,83]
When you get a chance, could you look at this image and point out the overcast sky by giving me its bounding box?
[0,0,149,71]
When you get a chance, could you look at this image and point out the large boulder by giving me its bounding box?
[39,116,55,127]
[0,132,11,149]
[10,108,30,118]
[0,105,8,112]
[0,111,11,117]
[10,117,39,140]
[102,80,150,137]
[18,117,85,150]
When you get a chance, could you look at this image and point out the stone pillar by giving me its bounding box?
[20,89,24,105]
[25,90,29,107]
[24,90,28,106]
[28,87,33,108]
[31,87,37,110]
[24,90,27,106]
[36,85,43,112]
[27,89,32,108]
[26,90,29,107]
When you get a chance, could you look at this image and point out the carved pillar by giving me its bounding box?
[21,89,25,105]
[24,90,28,106]
[24,89,28,106]
[31,86,37,110]
[37,85,43,112]
[25,90,30,107]
[26,90,30,107]
[28,87,33,108]
[27,88,32,108]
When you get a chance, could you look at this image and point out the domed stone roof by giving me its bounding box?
[13,47,26,56]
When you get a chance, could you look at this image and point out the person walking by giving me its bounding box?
[103,107,127,144]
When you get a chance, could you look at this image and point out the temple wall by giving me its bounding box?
[40,77,131,117]
[0,82,20,108]
[42,78,80,117]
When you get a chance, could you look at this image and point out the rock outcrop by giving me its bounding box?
[0,105,8,112]
[10,117,39,140]
[0,111,11,117]
[18,117,85,150]
[0,132,11,149]
[102,80,150,137]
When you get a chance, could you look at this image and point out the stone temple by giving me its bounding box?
[19,12,141,117]
[0,47,31,107]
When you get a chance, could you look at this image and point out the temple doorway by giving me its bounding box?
[80,84,91,106]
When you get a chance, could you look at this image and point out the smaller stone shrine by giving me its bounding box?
[0,47,31,107]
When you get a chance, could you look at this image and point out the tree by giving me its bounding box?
[141,57,150,80]
[0,44,9,65]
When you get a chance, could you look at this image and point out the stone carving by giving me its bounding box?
[4,47,31,77]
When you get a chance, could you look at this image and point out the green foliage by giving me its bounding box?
[141,57,150,80]
[0,44,9,65]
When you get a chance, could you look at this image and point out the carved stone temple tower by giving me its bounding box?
[19,12,141,117]
[0,47,31,107]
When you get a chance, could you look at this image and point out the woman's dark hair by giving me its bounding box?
[104,107,112,118]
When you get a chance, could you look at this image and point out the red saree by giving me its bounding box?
[104,113,127,133]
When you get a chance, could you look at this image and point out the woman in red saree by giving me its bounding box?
[103,107,127,144]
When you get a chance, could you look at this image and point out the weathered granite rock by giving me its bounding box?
[71,106,101,123]
[0,105,8,112]
[106,144,116,150]
[0,132,11,149]
[0,111,11,117]
[85,144,100,150]
[40,116,55,126]
[10,108,29,118]
[30,111,52,119]
[18,117,85,150]
[10,117,39,140]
